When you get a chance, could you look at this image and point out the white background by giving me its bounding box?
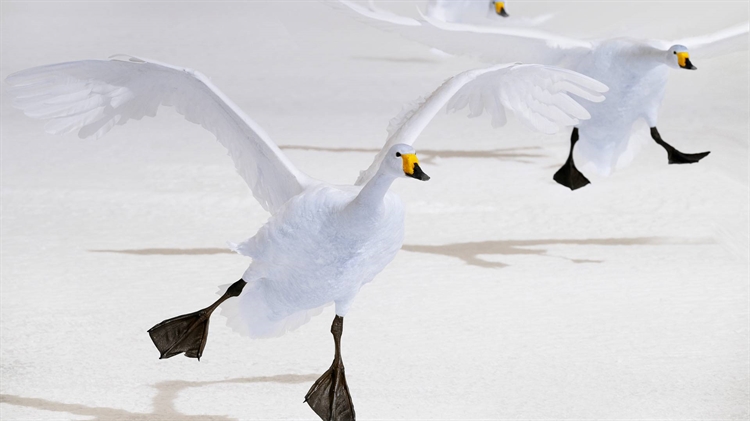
[1,1,748,419]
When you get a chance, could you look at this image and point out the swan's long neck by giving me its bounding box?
[349,170,397,212]
[637,45,668,67]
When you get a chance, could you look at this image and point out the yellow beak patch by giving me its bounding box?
[677,52,690,68]
[401,153,419,175]
[495,1,505,14]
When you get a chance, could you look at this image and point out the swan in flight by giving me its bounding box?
[350,1,552,28]
[427,0,510,20]
[423,0,554,26]
[6,55,605,419]
[336,0,749,189]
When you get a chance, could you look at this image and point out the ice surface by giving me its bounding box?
[1,1,748,419]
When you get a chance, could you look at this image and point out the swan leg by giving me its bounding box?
[553,128,591,190]
[650,127,710,164]
[148,279,246,360]
[305,315,355,421]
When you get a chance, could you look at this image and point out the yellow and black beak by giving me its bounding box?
[677,52,697,70]
[401,153,430,181]
[494,1,509,17]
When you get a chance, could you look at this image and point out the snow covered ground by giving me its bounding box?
[1,1,748,419]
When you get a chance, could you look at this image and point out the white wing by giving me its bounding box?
[5,56,313,214]
[355,63,608,185]
[358,0,421,26]
[334,0,591,65]
[446,64,607,132]
[656,22,749,59]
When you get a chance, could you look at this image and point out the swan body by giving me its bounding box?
[227,182,405,337]
[566,40,674,172]
[426,0,502,23]
[424,0,553,26]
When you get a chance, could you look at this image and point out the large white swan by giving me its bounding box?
[5,55,605,419]
[336,0,749,190]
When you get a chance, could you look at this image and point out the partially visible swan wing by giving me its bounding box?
[650,22,749,59]
[355,63,608,185]
[677,22,749,59]
[333,0,592,65]
[5,56,313,214]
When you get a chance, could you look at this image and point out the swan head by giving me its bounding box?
[492,1,509,17]
[384,144,430,181]
[667,45,697,70]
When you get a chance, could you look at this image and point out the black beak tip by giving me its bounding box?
[684,58,697,70]
[499,9,509,17]
[408,163,430,181]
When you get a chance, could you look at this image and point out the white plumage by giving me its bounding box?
[7,56,307,213]
[423,0,553,26]
[337,1,748,179]
[6,55,605,338]
[358,0,552,27]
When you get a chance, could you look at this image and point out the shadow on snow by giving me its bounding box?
[0,373,320,421]
[402,236,714,268]
[89,237,714,269]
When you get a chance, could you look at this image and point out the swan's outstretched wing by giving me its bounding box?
[349,0,421,26]
[5,56,312,213]
[334,0,591,65]
[668,22,749,59]
[355,63,608,185]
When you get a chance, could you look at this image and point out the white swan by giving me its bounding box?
[336,0,749,189]
[343,1,550,28]
[5,55,605,419]
[426,0,508,21]
[424,0,554,26]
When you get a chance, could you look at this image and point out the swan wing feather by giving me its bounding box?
[675,22,749,59]
[647,22,749,59]
[355,63,607,185]
[6,56,313,214]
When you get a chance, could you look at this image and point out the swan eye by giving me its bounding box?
[673,51,677,54]
[395,152,401,157]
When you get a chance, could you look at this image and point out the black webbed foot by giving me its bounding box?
[650,127,710,165]
[553,155,591,190]
[305,315,355,421]
[148,308,211,359]
[148,279,246,360]
[553,128,590,190]
[666,149,711,164]
[305,357,355,421]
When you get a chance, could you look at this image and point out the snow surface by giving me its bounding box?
[1,1,748,419]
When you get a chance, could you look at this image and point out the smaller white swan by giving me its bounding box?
[426,0,510,22]
[336,0,749,189]
[361,0,553,26]
[5,55,605,419]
